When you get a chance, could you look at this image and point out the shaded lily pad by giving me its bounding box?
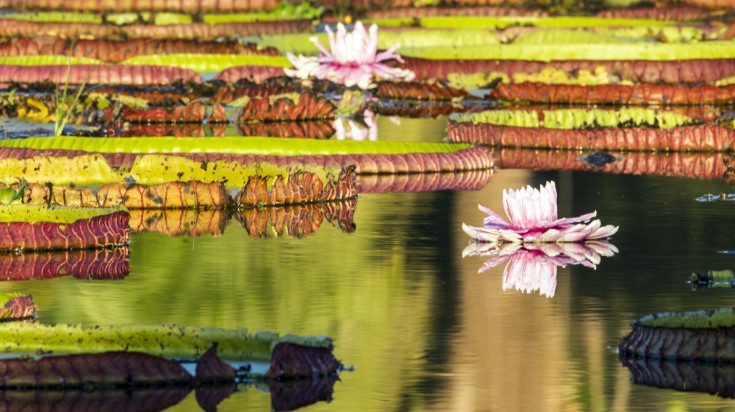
[619,308,735,361]
[0,0,282,13]
[238,91,336,122]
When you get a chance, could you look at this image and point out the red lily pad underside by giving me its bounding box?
[490,83,735,105]
[402,58,735,84]
[619,324,735,362]
[448,122,735,152]
[0,211,129,251]
[494,149,728,180]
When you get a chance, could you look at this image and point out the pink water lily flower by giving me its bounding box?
[463,181,618,244]
[284,21,415,90]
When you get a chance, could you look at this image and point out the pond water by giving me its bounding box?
[3,116,735,411]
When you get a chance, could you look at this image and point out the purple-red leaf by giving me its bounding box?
[0,211,129,251]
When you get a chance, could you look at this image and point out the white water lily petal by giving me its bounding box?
[467,181,618,244]
[284,21,415,89]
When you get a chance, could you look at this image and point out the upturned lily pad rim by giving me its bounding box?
[374,16,676,29]
[0,136,475,155]
[0,322,331,362]
[120,54,291,73]
[634,307,735,329]
[400,42,735,61]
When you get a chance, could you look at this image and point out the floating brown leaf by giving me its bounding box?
[0,248,130,281]
[448,123,735,151]
[0,211,129,252]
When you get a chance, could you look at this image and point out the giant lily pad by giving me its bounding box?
[0,205,129,252]
[448,108,735,151]
[619,308,735,361]
[0,137,493,177]
[493,149,728,180]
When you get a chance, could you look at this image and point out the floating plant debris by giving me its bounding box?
[619,308,735,361]
[0,205,129,252]
[463,181,618,244]
[0,248,129,281]
[463,241,617,298]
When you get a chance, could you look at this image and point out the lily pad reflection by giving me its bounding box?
[463,241,618,298]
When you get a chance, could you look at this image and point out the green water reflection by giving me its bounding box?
[2,138,735,409]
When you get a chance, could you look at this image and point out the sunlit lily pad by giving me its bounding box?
[0,205,129,252]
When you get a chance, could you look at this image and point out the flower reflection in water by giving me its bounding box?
[463,241,618,298]
[333,109,377,141]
